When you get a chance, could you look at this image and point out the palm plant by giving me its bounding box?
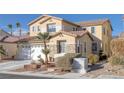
[16,22,22,36]
[7,24,13,36]
[0,45,6,61]
[37,32,50,64]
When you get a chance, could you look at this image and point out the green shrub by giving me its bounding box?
[69,53,82,63]
[99,50,107,60]
[88,54,99,65]
[55,56,72,71]
[55,53,83,71]
[108,55,124,66]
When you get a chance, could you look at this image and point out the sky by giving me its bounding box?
[0,14,124,36]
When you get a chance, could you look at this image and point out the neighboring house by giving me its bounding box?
[17,15,112,61]
[0,29,18,59]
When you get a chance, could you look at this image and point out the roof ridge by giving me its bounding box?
[77,18,109,23]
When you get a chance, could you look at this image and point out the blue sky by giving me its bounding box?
[0,14,124,36]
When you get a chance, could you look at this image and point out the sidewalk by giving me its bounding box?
[0,71,91,79]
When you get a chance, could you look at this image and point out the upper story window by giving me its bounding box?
[102,27,106,35]
[38,26,41,31]
[73,27,78,31]
[47,23,56,32]
[82,27,87,30]
[32,26,35,32]
[91,27,95,34]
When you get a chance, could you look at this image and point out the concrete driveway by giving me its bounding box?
[0,60,31,71]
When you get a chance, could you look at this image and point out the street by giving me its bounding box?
[0,73,56,79]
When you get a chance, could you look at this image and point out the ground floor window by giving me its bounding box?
[57,40,66,53]
[92,42,97,52]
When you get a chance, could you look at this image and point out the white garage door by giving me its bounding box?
[18,45,31,60]
[31,45,45,61]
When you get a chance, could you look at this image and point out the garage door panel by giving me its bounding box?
[31,45,45,61]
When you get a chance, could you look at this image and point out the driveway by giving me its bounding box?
[0,60,31,71]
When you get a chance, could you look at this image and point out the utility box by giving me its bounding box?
[72,58,88,74]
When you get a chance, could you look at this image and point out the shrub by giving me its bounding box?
[74,53,82,58]
[55,53,81,71]
[108,38,124,66]
[38,55,45,64]
[99,50,107,60]
[111,38,124,55]
[88,54,99,65]
[55,56,72,71]
[69,53,82,64]
[108,55,124,66]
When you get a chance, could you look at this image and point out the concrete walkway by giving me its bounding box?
[0,60,31,71]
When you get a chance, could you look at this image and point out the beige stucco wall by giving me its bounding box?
[29,17,62,36]
[102,22,112,56]
[29,16,79,36]
[84,22,112,56]
[62,21,79,31]
[49,33,76,57]
[76,34,92,57]
[0,43,17,59]
[85,25,102,54]
[48,33,92,58]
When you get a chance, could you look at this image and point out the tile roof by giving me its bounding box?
[78,19,109,27]
[51,30,93,40]
[62,30,89,37]
[0,35,30,43]
[28,14,80,27]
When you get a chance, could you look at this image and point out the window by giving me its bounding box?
[58,41,66,53]
[91,27,95,34]
[77,40,80,53]
[73,27,78,31]
[75,28,78,31]
[82,27,87,30]
[47,23,56,32]
[38,26,41,31]
[92,42,97,52]
[102,27,105,35]
[32,26,35,32]
[84,42,87,53]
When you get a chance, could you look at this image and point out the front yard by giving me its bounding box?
[8,60,124,79]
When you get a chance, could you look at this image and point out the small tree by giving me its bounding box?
[7,24,13,36]
[0,45,6,61]
[37,32,50,64]
[16,22,22,36]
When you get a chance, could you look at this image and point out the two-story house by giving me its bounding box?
[17,15,93,60]
[17,15,112,61]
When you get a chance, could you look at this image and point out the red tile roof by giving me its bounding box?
[51,30,93,40]
[0,35,30,43]
[78,19,109,27]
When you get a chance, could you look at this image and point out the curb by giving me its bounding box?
[0,71,66,79]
